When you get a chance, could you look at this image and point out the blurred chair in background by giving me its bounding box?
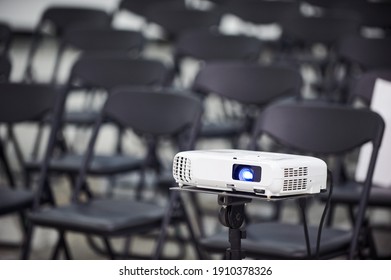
[173,28,262,86]
[192,61,303,149]
[48,26,146,85]
[23,6,111,83]
[21,88,203,260]
[23,54,173,202]
[279,10,361,98]
[330,35,391,103]
[0,83,58,252]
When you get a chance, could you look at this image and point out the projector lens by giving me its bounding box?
[232,164,261,182]
[238,168,254,181]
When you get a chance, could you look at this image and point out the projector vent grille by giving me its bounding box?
[283,178,308,192]
[284,167,308,177]
[173,156,192,183]
[283,167,308,192]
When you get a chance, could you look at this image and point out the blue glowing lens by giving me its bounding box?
[238,168,254,181]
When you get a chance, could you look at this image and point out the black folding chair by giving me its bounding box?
[324,71,391,250]
[24,6,111,83]
[0,83,57,251]
[21,88,203,259]
[192,61,303,148]
[332,36,391,102]
[24,54,173,199]
[279,11,361,96]
[199,101,385,259]
[173,29,262,86]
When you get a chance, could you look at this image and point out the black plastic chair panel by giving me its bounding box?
[63,27,145,54]
[118,0,184,18]
[331,2,391,30]
[0,55,11,83]
[252,102,384,155]
[281,13,361,46]
[304,0,367,9]
[0,83,56,123]
[338,36,391,71]
[175,29,262,61]
[193,62,302,105]
[69,55,171,90]
[145,3,222,39]
[350,69,391,105]
[104,88,202,136]
[39,6,111,35]
[0,22,12,54]
[224,0,301,25]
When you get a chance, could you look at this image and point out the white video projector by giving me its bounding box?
[173,149,327,198]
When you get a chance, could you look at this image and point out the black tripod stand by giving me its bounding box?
[217,195,252,260]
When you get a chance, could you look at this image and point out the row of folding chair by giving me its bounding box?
[22,1,391,83]
[1,63,391,260]
[1,1,391,259]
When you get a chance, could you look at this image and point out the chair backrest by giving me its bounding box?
[174,29,262,63]
[305,0,367,9]
[0,22,12,55]
[117,0,183,18]
[0,83,57,187]
[349,69,391,106]
[281,12,361,47]
[0,55,11,83]
[337,36,391,71]
[145,2,222,40]
[68,54,172,90]
[0,83,56,123]
[250,101,385,258]
[62,27,144,54]
[251,102,384,155]
[331,2,391,30]
[192,62,303,105]
[72,88,202,199]
[103,88,202,138]
[38,6,111,36]
[24,6,112,83]
[224,0,300,25]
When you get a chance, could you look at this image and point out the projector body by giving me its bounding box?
[173,149,327,198]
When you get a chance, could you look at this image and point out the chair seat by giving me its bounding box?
[25,154,144,175]
[0,188,34,215]
[199,222,351,259]
[200,120,245,138]
[28,198,165,235]
[325,181,391,207]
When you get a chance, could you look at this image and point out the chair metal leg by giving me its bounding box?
[189,192,205,237]
[20,224,34,260]
[61,232,72,260]
[178,194,205,260]
[326,202,336,227]
[102,237,115,260]
[50,237,62,260]
[153,191,178,259]
[50,231,72,260]
[153,191,205,260]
